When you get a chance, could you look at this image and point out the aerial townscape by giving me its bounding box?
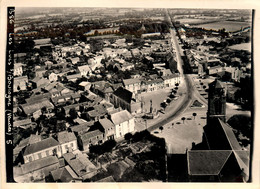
[12,8,252,182]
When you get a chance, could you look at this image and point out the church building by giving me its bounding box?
[187,79,250,182]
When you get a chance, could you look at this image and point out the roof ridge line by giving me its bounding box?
[218,118,241,151]
[217,150,232,175]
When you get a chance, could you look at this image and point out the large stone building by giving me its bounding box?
[110,110,135,139]
[187,79,250,182]
[110,87,142,114]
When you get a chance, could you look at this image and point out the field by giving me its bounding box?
[176,18,216,24]
[192,21,251,32]
[229,42,251,52]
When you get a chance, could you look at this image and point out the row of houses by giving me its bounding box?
[14,107,135,182]
[123,73,180,94]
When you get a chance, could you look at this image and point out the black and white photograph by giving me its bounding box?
[1,0,259,186]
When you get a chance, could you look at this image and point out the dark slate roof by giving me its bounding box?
[188,150,232,175]
[219,119,242,151]
[23,137,59,156]
[209,79,224,89]
[113,87,132,104]
[234,151,250,177]
[21,156,59,174]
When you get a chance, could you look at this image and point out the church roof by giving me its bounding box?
[196,118,250,180]
[209,79,224,89]
[218,119,242,151]
[113,87,133,104]
[188,150,232,175]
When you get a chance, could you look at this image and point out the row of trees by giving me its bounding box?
[158,113,198,133]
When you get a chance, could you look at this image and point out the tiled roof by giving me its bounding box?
[99,118,115,130]
[25,93,50,104]
[13,119,32,127]
[161,74,179,80]
[31,77,49,86]
[87,104,107,118]
[80,130,103,143]
[110,110,133,125]
[14,63,24,68]
[21,156,59,174]
[21,98,54,115]
[144,78,164,85]
[34,38,51,45]
[14,76,28,82]
[66,73,82,80]
[78,65,91,73]
[57,131,77,144]
[188,150,232,175]
[97,176,115,182]
[123,78,141,86]
[17,135,42,148]
[63,152,96,177]
[79,81,91,87]
[70,121,94,133]
[23,137,59,156]
[51,165,78,182]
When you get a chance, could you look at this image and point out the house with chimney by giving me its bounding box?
[63,151,98,180]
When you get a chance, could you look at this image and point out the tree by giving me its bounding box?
[124,133,133,143]
[192,113,197,120]
[175,83,179,87]
[69,108,78,119]
[159,126,164,133]
[41,107,47,115]
[181,117,186,124]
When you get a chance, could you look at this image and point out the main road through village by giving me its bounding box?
[147,12,199,132]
